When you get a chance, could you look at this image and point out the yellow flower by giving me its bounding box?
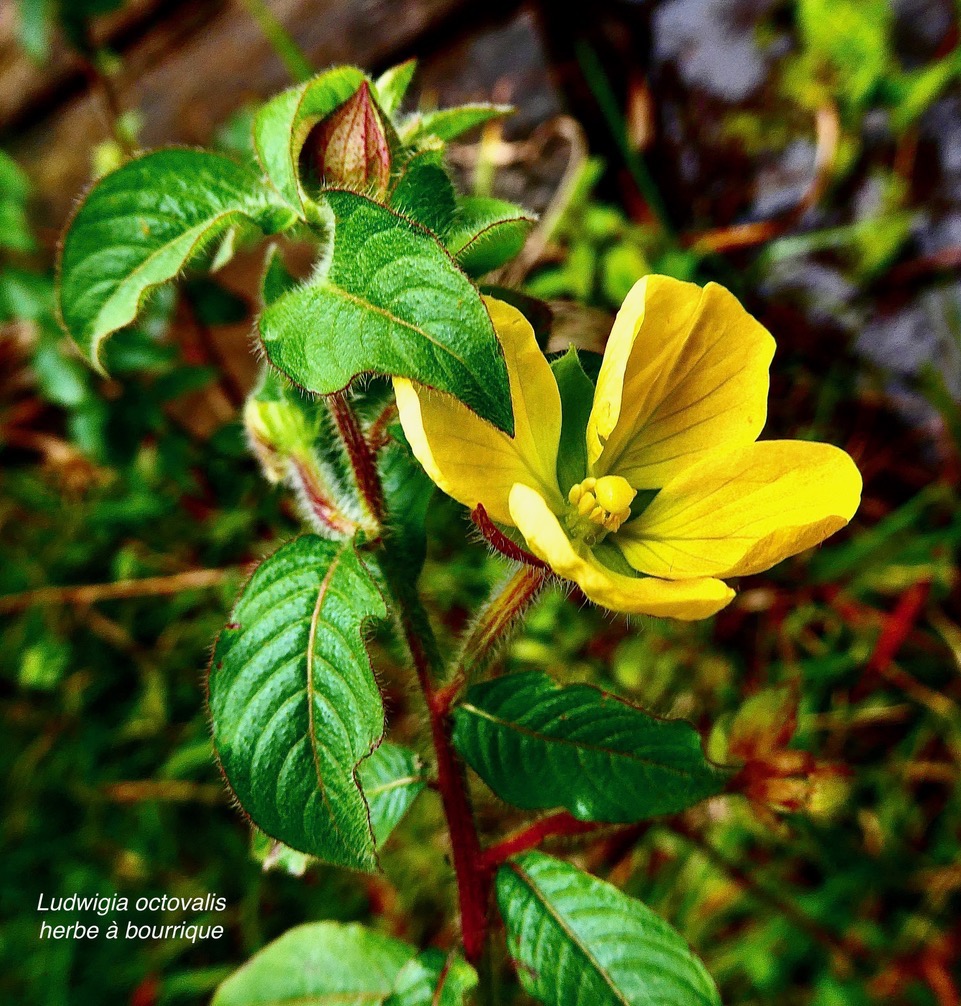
[394,275,862,620]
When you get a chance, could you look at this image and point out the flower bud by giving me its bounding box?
[309,81,391,198]
[244,370,317,483]
[243,370,360,539]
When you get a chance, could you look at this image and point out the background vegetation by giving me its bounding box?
[2,0,959,1003]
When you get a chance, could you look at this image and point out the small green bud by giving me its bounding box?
[243,370,317,483]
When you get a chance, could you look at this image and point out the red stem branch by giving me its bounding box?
[852,579,930,701]
[480,812,604,870]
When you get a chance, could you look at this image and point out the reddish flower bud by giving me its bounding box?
[310,81,391,198]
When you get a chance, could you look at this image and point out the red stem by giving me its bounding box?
[480,812,605,870]
[399,604,489,963]
[429,698,489,963]
[852,579,930,700]
[328,391,385,529]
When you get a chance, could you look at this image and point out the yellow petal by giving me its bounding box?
[508,483,735,620]
[587,276,775,487]
[393,297,563,525]
[618,441,862,579]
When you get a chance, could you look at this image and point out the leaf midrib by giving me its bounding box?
[306,549,352,852]
[507,860,632,1006]
[458,700,705,778]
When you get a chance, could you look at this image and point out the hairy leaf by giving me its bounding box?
[212,921,415,1006]
[375,59,417,117]
[497,852,721,1006]
[389,151,457,234]
[357,742,426,847]
[253,65,367,211]
[453,671,730,822]
[57,149,294,368]
[208,535,387,871]
[446,196,534,276]
[260,189,514,434]
[259,244,299,308]
[404,103,512,143]
[385,949,477,1006]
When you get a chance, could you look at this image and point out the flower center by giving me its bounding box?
[565,475,637,544]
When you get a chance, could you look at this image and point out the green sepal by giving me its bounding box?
[253,65,367,212]
[403,103,513,144]
[551,347,594,493]
[375,59,418,117]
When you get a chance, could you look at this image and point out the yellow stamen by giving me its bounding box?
[566,474,637,535]
[594,475,636,515]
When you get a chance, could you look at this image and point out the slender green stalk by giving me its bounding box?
[238,0,313,83]
[575,40,674,238]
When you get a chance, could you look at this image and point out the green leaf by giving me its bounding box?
[551,348,594,493]
[797,0,892,109]
[208,535,387,871]
[453,671,730,822]
[375,60,417,117]
[357,742,426,848]
[212,921,415,1006]
[379,434,435,576]
[0,150,35,253]
[389,151,457,234]
[386,949,477,1006]
[260,244,298,308]
[260,189,514,434]
[497,852,721,1006]
[446,196,534,276]
[16,0,53,62]
[253,66,367,212]
[57,149,295,369]
[250,830,312,877]
[404,104,512,143]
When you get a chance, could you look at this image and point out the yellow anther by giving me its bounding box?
[594,476,636,514]
[566,474,637,536]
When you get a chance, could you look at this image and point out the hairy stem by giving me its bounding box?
[448,564,550,693]
[384,557,490,964]
[327,391,385,537]
[329,391,490,964]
